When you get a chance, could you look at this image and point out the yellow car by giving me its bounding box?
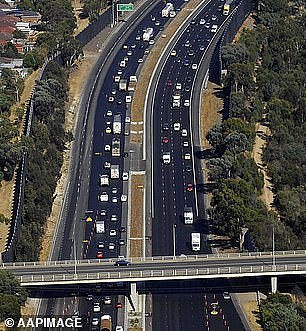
[105,126,112,134]
[170,50,177,56]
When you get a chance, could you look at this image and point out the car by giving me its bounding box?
[155,21,160,26]
[121,194,127,202]
[92,318,99,326]
[199,18,206,25]
[190,20,196,25]
[100,209,107,216]
[122,44,128,49]
[97,242,104,249]
[126,95,132,103]
[135,35,141,40]
[162,137,169,144]
[163,123,169,130]
[182,129,188,137]
[105,126,112,134]
[112,187,118,194]
[175,83,182,90]
[186,183,193,191]
[138,58,143,63]
[211,24,218,33]
[223,292,231,299]
[85,216,92,222]
[123,152,129,158]
[149,40,155,45]
[175,57,181,63]
[117,69,123,75]
[204,22,210,28]
[111,89,116,95]
[206,37,211,42]
[108,96,114,103]
[192,63,198,70]
[139,44,144,49]
[185,86,191,92]
[124,128,130,136]
[119,227,126,233]
[125,116,131,123]
[119,239,125,246]
[167,80,173,86]
[184,153,191,160]
[151,16,156,21]
[104,161,111,169]
[93,303,100,313]
[111,214,118,222]
[114,260,130,267]
[119,60,126,67]
[106,110,113,116]
[123,56,128,62]
[104,144,111,152]
[183,141,189,147]
[122,172,129,181]
[212,14,217,21]
[186,77,192,83]
[184,40,190,47]
[110,229,117,236]
[116,98,122,105]
[184,99,190,107]
[170,50,177,56]
[158,26,164,31]
[116,302,123,309]
[183,58,190,66]
[114,76,120,83]
[108,242,115,250]
[131,44,136,48]
[174,123,181,131]
[96,251,103,259]
[99,192,108,202]
[195,36,202,43]
[185,165,192,172]
[86,294,93,301]
[144,49,150,54]
[103,296,112,305]
[116,327,124,331]
[188,49,194,56]
[112,196,118,203]
[200,45,205,51]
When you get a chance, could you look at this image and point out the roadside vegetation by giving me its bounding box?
[206,0,305,250]
[0,270,27,321]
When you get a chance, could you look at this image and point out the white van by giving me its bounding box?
[96,220,105,234]
[211,25,218,33]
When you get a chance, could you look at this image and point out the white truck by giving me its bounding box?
[101,315,112,331]
[184,207,193,224]
[113,114,122,134]
[111,164,120,179]
[162,3,174,17]
[119,79,127,91]
[112,138,120,157]
[173,92,181,107]
[191,233,201,251]
[96,220,105,234]
[162,152,171,164]
[143,27,153,41]
[128,75,137,91]
[99,174,109,187]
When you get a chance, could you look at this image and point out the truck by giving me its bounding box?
[191,233,201,251]
[143,27,153,41]
[99,174,109,187]
[162,3,174,17]
[119,79,127,91]
[111,164,120,179]
[184,207,193,224]
[111,137,120,157]
[113,114,122,134]
[162,152,171,164]
[128,75,138,91]
[172,92,181,107]
[223,0,233,15]
[95,220,105,234]
[100,315,112,331]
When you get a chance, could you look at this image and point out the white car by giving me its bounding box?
[93,303,100,313]
[183,141,189,147]
[119,60,126,67]
[135,35,141,41]
[122,172,129,181]
[112,196,118,203]
[127,50,133,56]
[110,229,117,236]
[144,49,150,55]
[92,318,99,326]
[111,214,118,222]
[116,327,124,331]
[123,56,128,62]
[125,116,131,123]
[149,40,155,45]
[199,18,206,25]
[212,14,217,21]
[103,296,112,304]
[184,153,191,160]
[131,44,136,48]
[174,123,181,131]
[108,96,114,103]
[175,83,182,90]
[138,58,143,63]
[99,192,108,202]
[114,75,120,83]
[182,129,188,137]
[121,194,127,202]
[117,69,123,75]
[108,243,115,250]
[126,95,132,103]
[192,63,198,70]
[184,99,190,107]
[104,144,111,152]
[106,110,113,116]
[104,161,111,169]
[211,24,218,33]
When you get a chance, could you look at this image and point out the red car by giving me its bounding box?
[96,251,103,259]
[186,183,193,192]
[167,80,173,86]
[115,302,123,309]
[162,137,169,144]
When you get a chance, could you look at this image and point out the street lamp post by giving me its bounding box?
[173,224,177,257]
[272,225,276,270]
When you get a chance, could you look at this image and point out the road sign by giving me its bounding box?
[117,3,134,11]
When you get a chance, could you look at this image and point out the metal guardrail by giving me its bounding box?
[16,263,306,285]
[2,250,306,268]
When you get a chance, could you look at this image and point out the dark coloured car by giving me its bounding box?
[185,166,192,172]
[186,183,194,192]
[114,260,130,267]
[119,227,126,233]
[163,123,169,130]
[162,137,169,143]
[188,49,194,56]
[183,58,190,66]
[186,77,192,83]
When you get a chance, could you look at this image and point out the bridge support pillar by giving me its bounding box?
[271,276,277,293]
[127,282,140,312]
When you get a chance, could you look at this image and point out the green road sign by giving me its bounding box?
[117,3,134,11]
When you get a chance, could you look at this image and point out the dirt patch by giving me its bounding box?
[71,0,89,36]
[232,15,255,43]
[129,174,144,257]
[242,300,262,331]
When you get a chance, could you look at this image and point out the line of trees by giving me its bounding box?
[207,0,305,250]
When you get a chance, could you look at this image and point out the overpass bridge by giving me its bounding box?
[2,251,306,292]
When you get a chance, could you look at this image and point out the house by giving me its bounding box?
[15,10,41,24]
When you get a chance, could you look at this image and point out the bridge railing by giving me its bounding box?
[2,250,306,269]
[17,263,306,284]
